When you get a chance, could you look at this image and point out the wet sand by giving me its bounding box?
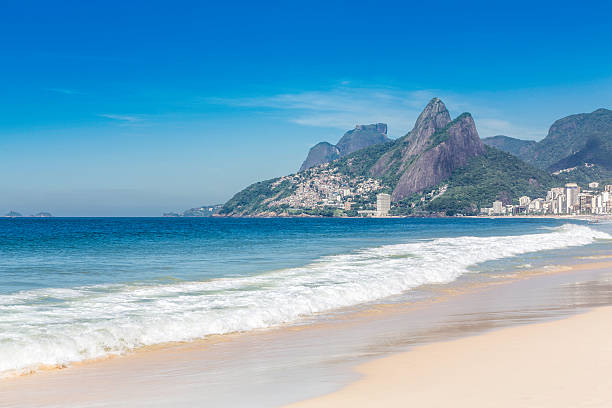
[289,305,612,408]
[1,259,612,407]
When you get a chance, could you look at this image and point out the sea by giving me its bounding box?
[1,217,611,378]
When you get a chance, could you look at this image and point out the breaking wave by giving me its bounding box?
[0,224,609,376]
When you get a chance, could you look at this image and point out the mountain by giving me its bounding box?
[163,204,223,217]
[3,211,22,217]
[549,136,612,171]
[299,142,340,171]
[533,108,612,169]
[221,97,555,216]
[332,98,486,201]
[299,123,390,171]
[481,135,537,159]
[418,146,555,215]
[30,212,53,217]
[482,108,612,171]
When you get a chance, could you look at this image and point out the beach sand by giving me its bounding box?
[288,305,612,408]
[1,259,612,407]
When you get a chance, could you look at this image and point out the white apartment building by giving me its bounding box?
[565,183,580,214]
[376,193,391,217]
[519,196,531,206]
[492,200,503,214]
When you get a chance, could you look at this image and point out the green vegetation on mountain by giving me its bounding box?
[549,136,612,171]
[481,135,537,159]
[392,146,556,216]
[220,99,611,217]
[220,178,295,215]
[553,164,612,189]
[483,108,612,170]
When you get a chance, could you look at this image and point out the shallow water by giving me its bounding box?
[1,217,611,377]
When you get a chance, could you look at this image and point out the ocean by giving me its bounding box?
[1,217,611,378]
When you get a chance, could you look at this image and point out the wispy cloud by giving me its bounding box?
[207,85,544,140]
[207,86,439,135]
[44,88,85,95]
[98,114,147,123]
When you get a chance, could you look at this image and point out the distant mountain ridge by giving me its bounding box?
[481,135,537,159]
[299,123,390,171]
[163,204,223,217]
[482,108,612,171]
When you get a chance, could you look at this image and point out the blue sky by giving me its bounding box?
[1,0,611,216]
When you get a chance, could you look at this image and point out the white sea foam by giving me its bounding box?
[0,224,609,376]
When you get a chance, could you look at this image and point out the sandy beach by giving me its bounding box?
[289,305,612,407]
[1,255,612,407]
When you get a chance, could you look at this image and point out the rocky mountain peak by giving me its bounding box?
[354,123,387,134]
[299,142,340,172]
[404,97,452,157]
[336,123,390,156]
[414,97,451,129]
[391,111,485,201]
[300,123,391,171]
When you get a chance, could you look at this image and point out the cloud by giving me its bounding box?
[44,88,84,95]
[98,114,146,123]
[206,84,546,140]
[207,86,442,135]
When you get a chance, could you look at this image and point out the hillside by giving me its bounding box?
[404,146,556,215]
[481,135,537,160]
[548,136,612,171]
[221,98,557,217]
[483,108,612,170]
[299,123,390,171]
[533,108,612,169]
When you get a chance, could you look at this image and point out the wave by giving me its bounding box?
[0,224,609,376]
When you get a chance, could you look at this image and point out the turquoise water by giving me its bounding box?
[0,217,610,376]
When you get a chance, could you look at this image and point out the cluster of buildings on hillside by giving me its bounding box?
[481,182,612,216]
[271,164,384,211]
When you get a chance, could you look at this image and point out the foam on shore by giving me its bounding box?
[0,224,609,377]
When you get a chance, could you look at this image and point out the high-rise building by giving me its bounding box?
[376,193,391,216]
[557,194,566,214]
[492,200,503,214]
[519,196,531,206]
[565,183,579,214]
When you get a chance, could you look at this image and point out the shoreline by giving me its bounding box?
[288,305,612,407]
[3,258,609,381]
[1,255,612,406]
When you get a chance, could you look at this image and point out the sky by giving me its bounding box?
[1,0,611,216]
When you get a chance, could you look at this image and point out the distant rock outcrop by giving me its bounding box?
[4,211,22,217]
[336,123,389,156]
[299,142,340,172]
[299,123,390,171]
[163,204,223,217]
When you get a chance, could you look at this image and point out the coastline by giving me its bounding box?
[288,306,612,408]
[1,253,612,407]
